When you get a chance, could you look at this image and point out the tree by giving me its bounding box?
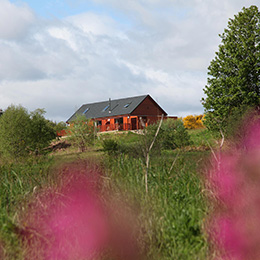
[0,105,31,158]
[53,121,67,136]
[29,109,57,153]
[202,5,260,132]
[160,118,192,149]
[67,115,96,152]
[0,105,56,159]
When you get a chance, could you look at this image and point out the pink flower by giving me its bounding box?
[207,118,260,260]
[20,162,141,260]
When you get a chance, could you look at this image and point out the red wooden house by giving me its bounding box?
[67,94,174,132]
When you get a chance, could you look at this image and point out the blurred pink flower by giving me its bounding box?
[20,162,141,260]
[207,118,260,260]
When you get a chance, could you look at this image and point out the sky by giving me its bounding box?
[0,0,259,122]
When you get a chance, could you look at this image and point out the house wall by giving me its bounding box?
[96,115,166,132]
[146,116,160,125]
[131,96,167,116]
[95,114,145,132]
[94,96,168,132]
[97,115,129,132]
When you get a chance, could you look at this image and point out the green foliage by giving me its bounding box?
[223,106,260,144]
[29,109,57,153]
[104,151,209,259]
[0,105,55,159]
[0,136,211,259]
[44,120,67,137]
[54,121,67,133]
[102,120,192,158]
[101,132,141,157]
[160,119,192,149]
[139,122,163,158]
[202,5,260,132]
[188,128,220,149]
[138,119,191,158]
[0,157,55,259]
[0,105,31,158]
[68,115,96,152]
[102,139,119,155]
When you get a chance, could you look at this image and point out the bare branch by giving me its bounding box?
[144,114,164,193]
[168,150,180,175]
[148,115,164,152]
[219,129,225,149]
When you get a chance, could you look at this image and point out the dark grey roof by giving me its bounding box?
[67,94,150,122]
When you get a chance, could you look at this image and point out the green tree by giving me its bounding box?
[0,105,56,159]
[29,109,56,153]
[0,105,31,158]
[160,119,191,149]
[202,5,260,132]
[68,115,96,152]
[53,121,67,136]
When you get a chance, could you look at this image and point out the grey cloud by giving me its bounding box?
[0,41,46,81]
[0,0,35,40]
[1,0,260,121]
[0,21,91,82]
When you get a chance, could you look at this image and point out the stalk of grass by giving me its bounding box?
[0,156,55,259]
[103,151,210,259]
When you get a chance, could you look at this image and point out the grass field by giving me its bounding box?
[0,128,215,259]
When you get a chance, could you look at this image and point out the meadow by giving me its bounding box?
[0,128,216,259]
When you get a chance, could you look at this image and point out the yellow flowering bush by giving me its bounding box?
[183,115,205,129]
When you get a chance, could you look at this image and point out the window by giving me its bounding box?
[83,108,89,114]
[97,120,102,126]
[124,103,131,108]
[102,105,109,112]
[115,118,123,124]
[119,117,123,124]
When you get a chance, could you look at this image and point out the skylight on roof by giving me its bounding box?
[124,103,131,108]
[102,105,109,112]
[83,108,89,114]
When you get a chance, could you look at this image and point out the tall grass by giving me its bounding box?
[103,150,210,259]
[188,128,220,149]
[0,157,55,259]
[0,128,213,259]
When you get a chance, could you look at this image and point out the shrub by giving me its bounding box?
[160,119,192,150]
[67,116,96,152]
[183,115,204,129]
[102,119,192,158]
[0,105,56,159]
[53,121,67,137]
[102,139,119,155]
[137,119,192,156]
[29,109,57,153]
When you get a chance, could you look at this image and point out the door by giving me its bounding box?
[131,118,137,130]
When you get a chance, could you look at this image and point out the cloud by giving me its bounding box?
[65,12,123,37]
[0,0,35,40]
[0,0,259,121]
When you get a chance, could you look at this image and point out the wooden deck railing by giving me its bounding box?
[97,123,133,132]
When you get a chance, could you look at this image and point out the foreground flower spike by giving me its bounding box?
[20,162,141,260]
[207,118,260,260]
